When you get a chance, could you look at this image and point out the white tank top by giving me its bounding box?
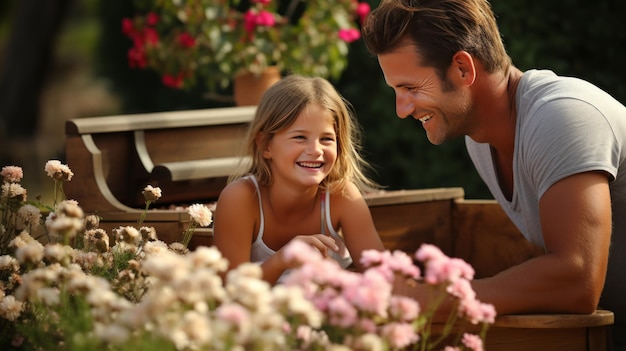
[246,175,352,282]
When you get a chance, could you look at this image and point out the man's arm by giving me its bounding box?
[396,171,612,318]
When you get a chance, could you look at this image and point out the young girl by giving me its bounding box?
[213,75,385,284]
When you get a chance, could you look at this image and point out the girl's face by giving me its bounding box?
[263,103,337,188]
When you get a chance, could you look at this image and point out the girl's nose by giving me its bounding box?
[307,140,323,155]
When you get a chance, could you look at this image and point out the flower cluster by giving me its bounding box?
[122,0,370,92]
[0,161,495,351]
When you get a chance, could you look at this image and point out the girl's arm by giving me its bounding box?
[336,182,386,272]
[212,180,258,277]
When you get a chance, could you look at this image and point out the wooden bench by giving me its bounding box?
[65,106,256,211]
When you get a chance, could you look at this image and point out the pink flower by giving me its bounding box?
[146,12,160,26]
[121,18,135,36]
[252,0,271,4]
[415,243,446,263]
[446,278,476,301]
[458,298,496,324]
[389,296,420,321]
[327,296,358,328]
[243,10,257,33]
[380,322,419,349]
[338,28,360,43]
[356,2,371,24]
[462,333,484,351]
[255,10,275,27]
[243,9,276,34]
[178,32,196,48]
[162,73,184,89]
[143,27,160,46]
[282,240,322,266]
[1,166,23,183]
[128,46,147,69]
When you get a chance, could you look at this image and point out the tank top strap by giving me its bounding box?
[247,175,265,243]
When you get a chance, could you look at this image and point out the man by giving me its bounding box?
[361,0,626,348]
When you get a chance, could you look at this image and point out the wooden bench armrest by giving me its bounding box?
[151,156,251,181]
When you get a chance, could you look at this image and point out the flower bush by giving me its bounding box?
[0,162,496,351]
[122,0,370,91]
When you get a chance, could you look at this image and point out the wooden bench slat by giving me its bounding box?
[151,156,251,181]
[66,106,256,134]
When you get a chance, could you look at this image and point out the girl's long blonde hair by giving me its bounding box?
[230,75,378,194]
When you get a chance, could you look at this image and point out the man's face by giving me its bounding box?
[378,45,474,145]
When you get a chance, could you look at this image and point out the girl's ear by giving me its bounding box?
[256,133,271,159]
[451,50,476,86]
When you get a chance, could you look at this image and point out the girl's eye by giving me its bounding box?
[321,137,335,143]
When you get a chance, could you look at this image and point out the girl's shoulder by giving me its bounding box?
[327,181,365,206]
[218,176,260,206]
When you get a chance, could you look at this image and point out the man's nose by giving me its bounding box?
[396,94,414,119]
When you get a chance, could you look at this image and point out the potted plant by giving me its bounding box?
[122,0,370,104]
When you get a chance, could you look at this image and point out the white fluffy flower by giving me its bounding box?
[187,204,213,227]
[15,240,44,265]
[17,204,42,230]
[0,295,24,321]
[44,160,74,181]
[142,185,162,202]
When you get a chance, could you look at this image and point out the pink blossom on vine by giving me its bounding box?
[121,18,135,36]
[178,32,196,48]
[127,46,147,68]
[338,28,360,43]
[143,27,159,46]
[162,73,184,89]
[146,12,160,26]
[462,333,484,351]
[356,2,371,24]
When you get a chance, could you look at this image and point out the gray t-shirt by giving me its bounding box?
[466,69,626,323]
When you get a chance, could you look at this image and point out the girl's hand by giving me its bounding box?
[278,234,339,269]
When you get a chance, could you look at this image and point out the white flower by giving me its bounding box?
[17,204,42,230]
[37,287,61,306]
[44,160,74,181]
[142,185,162,202]
[44,243,73,263]
[15,240,44,265]
[0,295,24,321]
[187,204,213,227]
[94,323,130,345]
[189,246,228,272]
[0,255,19,272]
[1,183,27,201]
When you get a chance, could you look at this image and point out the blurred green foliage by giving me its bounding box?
[94,0,626,199]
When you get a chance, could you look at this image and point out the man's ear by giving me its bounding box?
[452,50,476,86]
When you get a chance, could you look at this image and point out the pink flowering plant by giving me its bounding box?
[122,0,370,91]
[0,161,495,351]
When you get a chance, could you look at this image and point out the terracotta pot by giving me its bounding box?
[233,66,281,106]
